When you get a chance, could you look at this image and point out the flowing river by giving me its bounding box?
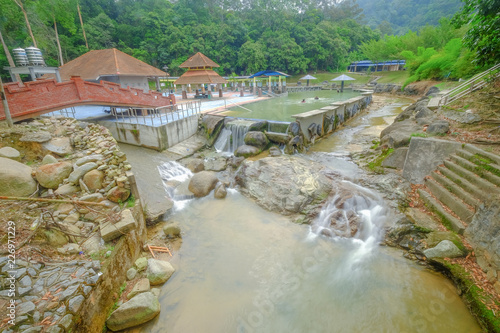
[119,96,481,333]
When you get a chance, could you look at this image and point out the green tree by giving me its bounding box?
[453,0,500,66]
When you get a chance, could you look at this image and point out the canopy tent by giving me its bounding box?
[331,74,355,92]
[299,74,317,86]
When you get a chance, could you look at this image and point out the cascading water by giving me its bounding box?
[214,120,253,154]
[309,181,389,266]
[157,161,193,210]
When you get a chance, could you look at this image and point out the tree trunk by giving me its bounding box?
[53,16,64,66]
[77,3,89,49]
[12,0,37,48]
[0,30,22,82]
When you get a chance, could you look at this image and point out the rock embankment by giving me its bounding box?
[0,117,147,332]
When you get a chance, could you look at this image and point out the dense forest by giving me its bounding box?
[356,0,463,35]
[0,0,498,84]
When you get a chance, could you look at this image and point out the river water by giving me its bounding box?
[120,95,481,333]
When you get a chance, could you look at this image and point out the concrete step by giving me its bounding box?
[437,165,489,202]
[430,171,481,208]
[443,159,500,196]
[427,97,442,110]
[464,144,500,165]
[417,189,465,234]
[425,178,475,223]
[451,152,500,187]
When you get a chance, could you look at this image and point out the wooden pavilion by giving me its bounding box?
[174,52,228,99]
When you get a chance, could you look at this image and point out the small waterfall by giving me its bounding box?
[310,181,388,262]
[157,161,193,210]
[213,120,252,154]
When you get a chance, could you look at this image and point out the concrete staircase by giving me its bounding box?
[418,144,500,234]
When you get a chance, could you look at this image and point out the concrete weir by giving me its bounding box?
[292,91,373,143]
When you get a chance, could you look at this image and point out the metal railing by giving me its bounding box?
[111,100,202,126]
[439,63,500,106]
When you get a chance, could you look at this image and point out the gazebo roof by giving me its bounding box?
[249,70,289,78]
[179,52,220,68]
[45,48,166,81]
[331,74,355,81]
[174,69,228,85]
[299,74,317,80]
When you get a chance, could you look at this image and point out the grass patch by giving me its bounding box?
[471,154,500,178]
[375,70,410,85]
[370,140,380,150]
[410,132,428,138]
[368,148,394,173]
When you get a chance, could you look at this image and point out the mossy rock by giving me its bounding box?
[426,231,466,253]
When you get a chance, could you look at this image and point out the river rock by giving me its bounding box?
[145,198,174,225]
[381,148,408,169]
[201,115,224,137]
[235,156,332,215]
[235,145,260,158]
[0,147,20,159]
[146,259,175,285]
[269,146,282,157]
[135,257,148,271]
[19,131,52,143]
[188,171,218,197]
[35,162,73,189]
[248,121,268,132]
[427,120,449,135]
[183,158,205,173]
[288,122,301,136]
[425,86,440,96]
[83,169,105,191]
[127,278,150,299]
[106,292,160,331]
[214,183,227,199]
[55,184,79,196]
[75,154,104,166]
[106,186,130,203]
[42,154,58,165]
[42,137,73,156]
[44,229,68,247]
[380,119,423,148]
[0,157,37,197]
[414,105,434,119]
[69,162,98,185]
[244,131,269,149]
[204,157,227,171]
[163,223,181,238]
[127,268,138,281]
[266,132,290,145]
[423,240,463,259]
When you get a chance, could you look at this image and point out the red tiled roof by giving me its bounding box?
[179,52,220,68]
[174,69,228,85]
[46,48,166,81]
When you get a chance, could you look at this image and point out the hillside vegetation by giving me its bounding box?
[0,0,497,84]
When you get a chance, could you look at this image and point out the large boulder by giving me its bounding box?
[204,157,227,172]
[146,259,175,285]
[35,162,73,189]
[380,119,423,148]
[188,171,218,197]
[106,292,160,331]
[235,156,332,216]
[427,120,449,135]
[19,131,52,143]
[244,131,269,149]
[235,145,260,158]
[106,186,130,203]
[0,157,37,197]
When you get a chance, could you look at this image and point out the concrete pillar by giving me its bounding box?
[182,85,187,99]
[240,83,244,97]
[155,77,161,91]
[187,84,192,93]
[253,77,257,95]
[268,76,271,93]
[218,83,223,97]
[201,84,205,94]
[258,88,262,97]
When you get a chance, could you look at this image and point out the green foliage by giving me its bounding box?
[453,0,500,66]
